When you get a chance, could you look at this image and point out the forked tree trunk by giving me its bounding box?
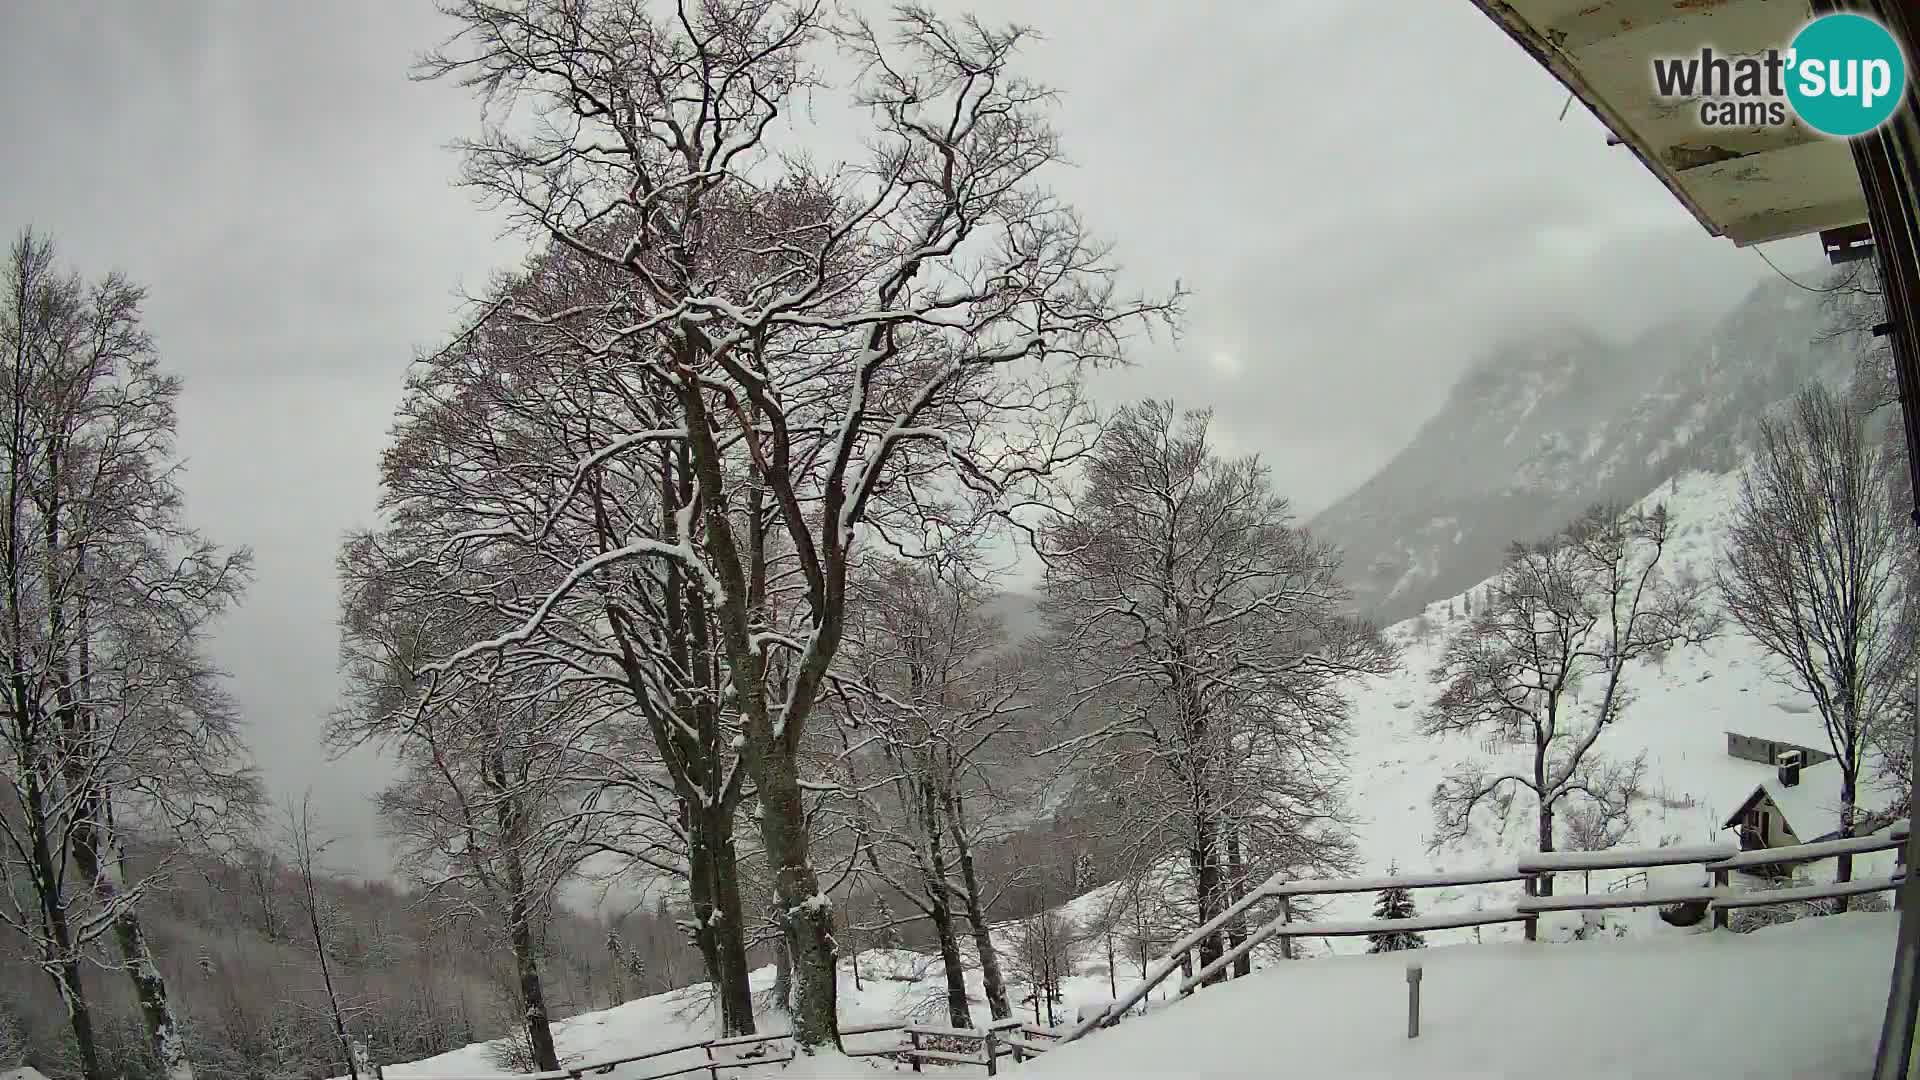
[749,743,839,1050]
[64,570,194,1080]
[74,815,192,1080]
[945,791,1011,1020]
[709,828,756,1032]
[686,800,756,1035]
[917,783,971,1029]
[25,777,104,1080]
[677,350,838,1050]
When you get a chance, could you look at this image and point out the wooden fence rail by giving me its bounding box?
[1058,820,1913,1047]
[348,825,1911,1080]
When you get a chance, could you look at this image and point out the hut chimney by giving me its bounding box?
[1777,748,1805,788]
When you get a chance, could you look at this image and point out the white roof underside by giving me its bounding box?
[1470,0,1869,245]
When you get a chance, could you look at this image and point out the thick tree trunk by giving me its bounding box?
[684,820,724,1013]
[915,779,972,1029]
[68,785,193,1080]
[686,800,756,1035]
[1190,824,1225,983]
[1536,800,1556,898]
[710,826,756,1033]
[1226,827,1250,978]
[24,773,103,1080]
[507,892,560,1073]
[497,783,559,1074]
[749,744,839,1050]
[944,793,1010,1020]
[929,906,970,1029]
[1839,770,1859,913]
[772,936,792,1012]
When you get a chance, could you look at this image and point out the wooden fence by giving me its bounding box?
[343,823,1909,1080]
[1056,819,1913,1046]
[352,1016,1071,1080]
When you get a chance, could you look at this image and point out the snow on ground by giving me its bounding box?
[366,468,1907,1079]
[1326,468,1903,947]
[1025,911,1900,1079]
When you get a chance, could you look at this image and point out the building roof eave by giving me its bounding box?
[1463,0,1869,246]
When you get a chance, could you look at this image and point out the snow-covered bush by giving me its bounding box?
[1729,875,1892,934]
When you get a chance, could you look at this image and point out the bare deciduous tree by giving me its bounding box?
[281,794,367,1080]
[1425,504,1713,890]
[1041,401,1389,980]
[836,553,1028,1025]
[332,543,610,1072]
[408,0,1175,1049]
[1719,385,1915,903]
[0,229,257,1080]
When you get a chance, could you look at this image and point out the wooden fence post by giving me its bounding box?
[1279,894,1295,960]
[704,1042,718,1080]
[1899,843,1908,912]
[1523,873,1538,941]
[1712,867,1731,929]
[909,1029,922,1073]
[983,1028,997,1076]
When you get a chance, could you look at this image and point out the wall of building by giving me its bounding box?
[1737,793,1802,848]
[1725,733,1835,767]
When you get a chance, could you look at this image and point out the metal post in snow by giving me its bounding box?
[1405,961,1422,1039]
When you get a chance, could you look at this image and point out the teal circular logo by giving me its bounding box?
[1786,14,1906,137]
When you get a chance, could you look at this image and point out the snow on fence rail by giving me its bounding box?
[1057,820,1914,1047]
[450,1017,1068,1080]
[348,827,1911,1079]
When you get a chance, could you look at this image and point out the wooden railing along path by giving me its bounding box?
[342,823,1909,1080]
[1056,820,1913,1047]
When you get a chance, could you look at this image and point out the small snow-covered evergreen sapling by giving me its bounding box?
[1367,865,1427,953]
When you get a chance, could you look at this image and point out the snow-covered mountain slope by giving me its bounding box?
[1311,275,1875,623]
[1323,466,1901,944]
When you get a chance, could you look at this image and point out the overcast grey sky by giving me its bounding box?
[0,1,1821,873]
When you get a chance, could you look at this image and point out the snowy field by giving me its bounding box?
[1024,911,1900,1079]
[373,912,1903,1080]
[362,468,1909,1080]
[1324,467,1904,943]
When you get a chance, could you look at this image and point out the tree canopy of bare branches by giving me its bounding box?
[0,230,258,1080]
[833,552,1030,1025]
[1719,384,1915,899]
[1424,503,1714,890]
[1039,400,1390,982]
[392,0,1175,1048]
